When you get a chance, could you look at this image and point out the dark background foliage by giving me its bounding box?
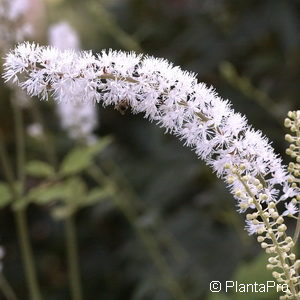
[1,0,300,299]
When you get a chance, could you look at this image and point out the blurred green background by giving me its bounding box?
[1,0,300,299]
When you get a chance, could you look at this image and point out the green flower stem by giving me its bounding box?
[0,273,19,300]
[87,166,188,300]
[12,103,42,300]
[292,124,300,245]
[65,214,83,300]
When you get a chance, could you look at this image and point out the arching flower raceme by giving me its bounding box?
[3,42,300,299]
[3,43,294,201]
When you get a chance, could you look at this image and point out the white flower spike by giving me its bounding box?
[3,43,292,202]
[3,42,300,299]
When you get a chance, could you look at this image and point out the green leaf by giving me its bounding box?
[59,136,112,176]
[64,177,87,205]
[60,147,93,176]
[27,183,69,204]
[86,136,113,156]
[26,160,55,178]
[0,182,12,208]
[82,186,112,206]
[50,177,89,219]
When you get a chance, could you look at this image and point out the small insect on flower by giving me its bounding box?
[115,99,130,115]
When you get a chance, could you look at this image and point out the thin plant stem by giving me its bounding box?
[0,133,17,198]
[12,103,25,191]
[14,210,42,300]
[293,123,300,245]
[87,166,188,300]
[65,214,83,300]
[27,102,83,298]
[0,273,19,300]
[0,135,41,300]
[293,212,300,244]
[0,138,19,300]
[12,102,42,300]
